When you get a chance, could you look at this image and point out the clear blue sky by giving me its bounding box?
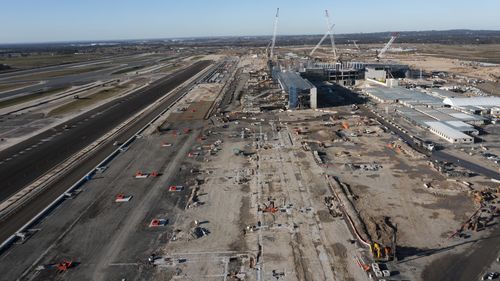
[1,0,499,43]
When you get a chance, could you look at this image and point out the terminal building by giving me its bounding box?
[275,71,317,109]
[301,62,365,86]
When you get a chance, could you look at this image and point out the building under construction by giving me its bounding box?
[302,62,365,86]
[275,71,317,109]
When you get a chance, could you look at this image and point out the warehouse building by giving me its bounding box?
[425,121,474,144]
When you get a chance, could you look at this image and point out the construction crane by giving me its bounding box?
[309,23,335,57]
[376,33,399,61]
[309,9,337,61]
[350,40,360,51]
[267,8,279,72]
[325,10,337,61]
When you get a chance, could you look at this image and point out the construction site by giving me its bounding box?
[0,6,500,281]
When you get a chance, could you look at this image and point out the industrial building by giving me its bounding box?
[425,121,474,144]
[275,71,317,109]
[365,86,485,144]
[302,62,365,86]
[443,97,500,115]
[365,63,410,80]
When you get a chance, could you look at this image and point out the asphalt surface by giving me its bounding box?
[421,224,500,281]
[0,54,169,100]
[0,60,210,203]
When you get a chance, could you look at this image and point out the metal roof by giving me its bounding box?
[443,97,500,107]
[276,71,314,91]
[425,121,473,139]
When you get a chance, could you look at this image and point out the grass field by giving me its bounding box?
[48,84,132,116]
[0,81,37,93]
[0,86,71,109]
[0,54,104,70]
[11,65,109,81]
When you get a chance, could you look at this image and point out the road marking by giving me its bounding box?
[5,158,12,161]
[26,147,32,151]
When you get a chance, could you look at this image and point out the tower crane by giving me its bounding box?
[376,33,399,61]
[267,8,279,72]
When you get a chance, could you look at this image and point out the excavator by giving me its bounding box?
[370,242,393,261]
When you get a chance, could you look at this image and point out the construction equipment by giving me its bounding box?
[370,242,393,261]
[325,9,337,61]
[135,171,148,179]
[261,200,278,213]
[36,260,74,273]
[115,194,132,202]
[267,8,280,72]
[350,40,360,51]
[376,33,399,61]
[169,185,184,192]
[149,218,168,227]
[309,9,336,60]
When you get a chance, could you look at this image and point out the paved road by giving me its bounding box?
[0,60,212,246]
[421,225,500,281]
[0,61,211,202]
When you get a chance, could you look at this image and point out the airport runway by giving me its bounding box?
[0,60,211,246]
[0,61,211,204]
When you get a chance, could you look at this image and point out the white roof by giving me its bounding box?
[444,120,474,131]
[443,97,500,107]
[425,121,473,139]
[449,112,482,121]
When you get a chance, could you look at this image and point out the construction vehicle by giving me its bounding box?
[149,218,168,227]
[36,260,74,273]
[370,242,393,261]
[261,200,278,213]
[168,185,184,192]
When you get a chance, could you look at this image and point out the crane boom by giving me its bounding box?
[269,8,279,60]
[325,10,337,61]
[309,24,335,57]
[377,33,399,59]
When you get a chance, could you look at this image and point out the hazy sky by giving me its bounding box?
[1,0,499,43]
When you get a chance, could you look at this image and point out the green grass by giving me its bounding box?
[0,86,71,109]
[48,84,130,116]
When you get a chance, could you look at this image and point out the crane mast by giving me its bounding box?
[269,8,279,60]
[377,33,399,60]
[309,23,335,57]
[325,10,337,61]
